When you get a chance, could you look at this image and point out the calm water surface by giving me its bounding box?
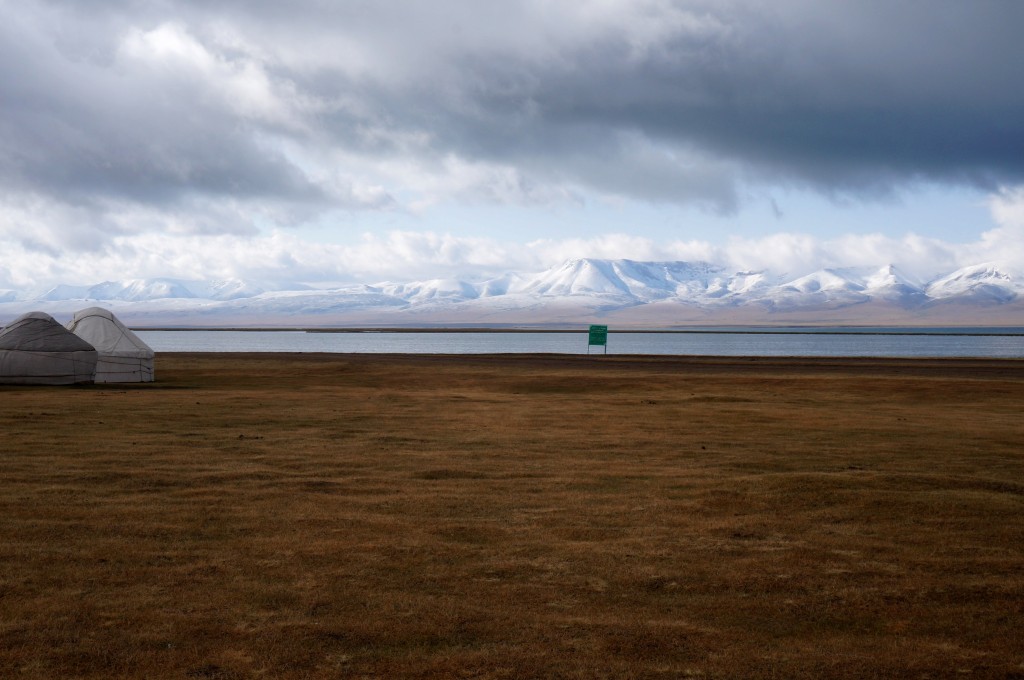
[136,328,1024,358]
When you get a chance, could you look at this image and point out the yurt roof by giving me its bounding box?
[67,307,154,357]
[0,312,96,352]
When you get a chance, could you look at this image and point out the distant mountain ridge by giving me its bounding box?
[2,259,1022,326]
[38,278,267,302]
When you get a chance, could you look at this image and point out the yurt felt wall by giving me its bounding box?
[0,311,98,385]
[66,307,154,383]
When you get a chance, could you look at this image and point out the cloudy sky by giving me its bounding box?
[2,0,1024,291]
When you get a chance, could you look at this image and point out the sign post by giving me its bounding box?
[587,325,608,354]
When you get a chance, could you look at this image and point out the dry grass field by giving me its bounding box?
[2,353,1023,679]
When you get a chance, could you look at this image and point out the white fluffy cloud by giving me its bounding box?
[987,186,1024,231]
[118,22,307,131]
[4,205,1022,292]
[966,186,1024,274]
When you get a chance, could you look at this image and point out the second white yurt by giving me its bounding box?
[66,307,155,383]
[0,311,98,385]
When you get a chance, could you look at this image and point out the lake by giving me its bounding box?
[136,328,1024,358]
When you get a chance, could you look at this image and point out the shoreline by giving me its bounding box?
[133,326,1024,336]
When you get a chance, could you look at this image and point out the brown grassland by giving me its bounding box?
[2,353,1023,679]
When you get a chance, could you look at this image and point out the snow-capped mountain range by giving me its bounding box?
[2,259,1022,327]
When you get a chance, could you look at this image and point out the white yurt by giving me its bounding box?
[0,311,98,385]
[66,307,155,383]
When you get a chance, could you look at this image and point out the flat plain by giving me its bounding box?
[2,353,1023,679]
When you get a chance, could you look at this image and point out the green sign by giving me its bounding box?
[588,325,608,352]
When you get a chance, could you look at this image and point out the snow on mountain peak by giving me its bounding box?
[387,278,481,302]
[926,263,1019,302]
[865,264,912,288]
[87,279,197,301]
[783,269,865,294]
[38,284,91,301]
[516,258,724,300]
[520,258,633,297]
[188,279,266,300]
[5,259,1021,326]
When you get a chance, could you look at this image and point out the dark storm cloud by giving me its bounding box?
[278,0,1024,207]
[567,2,1024,190]
[369,1,1024,199]
[2,0,1024,236]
